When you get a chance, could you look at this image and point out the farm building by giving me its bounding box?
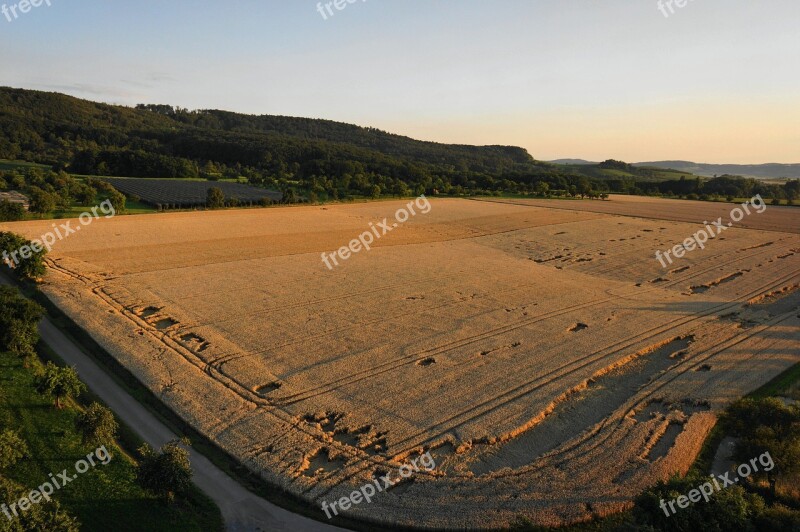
[0,191,30,211]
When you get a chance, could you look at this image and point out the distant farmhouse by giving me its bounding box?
[0,191,30,211]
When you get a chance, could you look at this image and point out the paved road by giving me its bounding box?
[0,275,343,532]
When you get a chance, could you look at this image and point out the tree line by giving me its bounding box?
[0,167,126,221]
[1,88,797,207]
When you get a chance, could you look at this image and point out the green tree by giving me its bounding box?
[5,322,37,368]
[0,476,79,531]
[136,439,193,503]
[0,231,48,281]
[0,285,44,365]
[35,363,87,409]
[722,398,800,497]
[27,187,56,215]
[206,187,225,209]
[784,179,800,200]
[74,183,97,205]
[0,200,25,222]
[393,182,412,197]
[576,178,592,198]
[755,505,800,530]
[282,188,297,204]
[107,189,126,213]
[534,181,550,197]
[0,429,28,469]
[10,174,25,190]
[634,471,765,531]
[13,245,47,281]
[76,403,119,447]
[201,160,219,178]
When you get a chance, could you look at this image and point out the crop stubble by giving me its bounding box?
[2,197,798,528]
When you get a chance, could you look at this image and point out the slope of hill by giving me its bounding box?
[0,87,533,180]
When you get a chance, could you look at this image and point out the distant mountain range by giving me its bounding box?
[550,159,800,180]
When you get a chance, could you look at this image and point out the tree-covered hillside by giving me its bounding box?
[0,87,797,203]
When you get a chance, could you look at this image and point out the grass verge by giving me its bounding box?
[0,345,223,531]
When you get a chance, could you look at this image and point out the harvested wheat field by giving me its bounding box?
[2,196,799,529]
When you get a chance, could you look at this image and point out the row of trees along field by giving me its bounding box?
[0,168,125,221]
[0,237,196,531]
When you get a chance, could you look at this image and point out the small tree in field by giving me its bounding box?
[206,187,225,209]
[0,429,29,469]
[4,321,39,368]
[35,362,87,409]
[27,187,56,215]
[136,439,193,503]
[0,232,47,280]
[0,285,44,366]
[282,188,297,204]
[76,403,119,446]
[107,190,126,214]
[0,199,25,222]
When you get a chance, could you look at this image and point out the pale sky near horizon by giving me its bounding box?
[1,0,798,163]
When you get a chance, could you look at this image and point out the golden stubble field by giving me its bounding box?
[3,196,799,528]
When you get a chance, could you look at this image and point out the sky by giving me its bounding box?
[1,0,798,164]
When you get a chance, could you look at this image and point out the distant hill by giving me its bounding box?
[547,159,697,183]
[550,159,799,180]
[633,161,800,180]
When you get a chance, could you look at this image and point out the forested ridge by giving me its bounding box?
[1,87,797,203]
